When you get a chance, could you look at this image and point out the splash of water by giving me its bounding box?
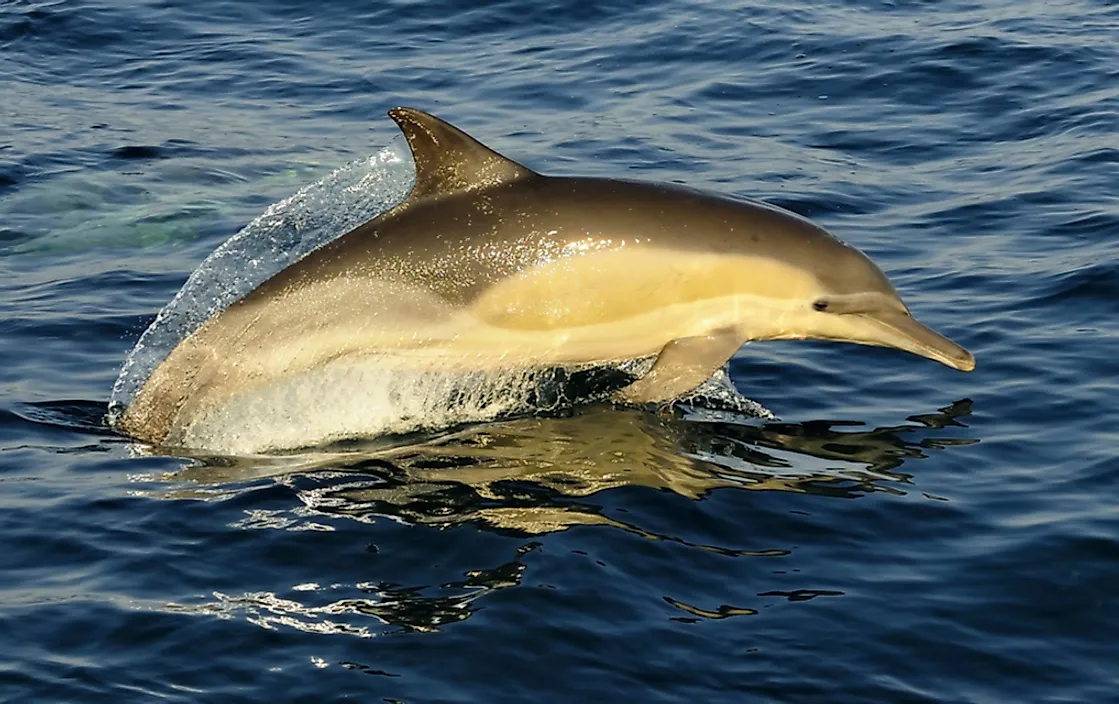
[108,137,416,420]
[176,360,646,456]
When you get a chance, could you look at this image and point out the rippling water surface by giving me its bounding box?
[3,0,1118,701]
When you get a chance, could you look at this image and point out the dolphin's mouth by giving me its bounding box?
[861,311,976,372]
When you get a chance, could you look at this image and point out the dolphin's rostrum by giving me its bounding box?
[116,107,974,451]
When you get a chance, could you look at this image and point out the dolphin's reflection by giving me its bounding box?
[165,399,977,532]
[154,400,977,635]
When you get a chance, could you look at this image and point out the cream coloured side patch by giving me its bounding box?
[469,248,822,331]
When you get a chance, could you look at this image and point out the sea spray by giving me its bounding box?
[109,138,416,421]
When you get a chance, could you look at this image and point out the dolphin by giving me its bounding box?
[116,107,974,449]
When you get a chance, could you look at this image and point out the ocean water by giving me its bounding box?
[2,0,1117,701]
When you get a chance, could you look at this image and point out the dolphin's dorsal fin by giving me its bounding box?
[388,107,537,200]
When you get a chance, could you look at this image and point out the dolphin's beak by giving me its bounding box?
[859,311,976,371]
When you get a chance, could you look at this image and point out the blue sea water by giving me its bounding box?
[2,0,1118,701]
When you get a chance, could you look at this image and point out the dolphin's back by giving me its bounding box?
[245,173,888,312]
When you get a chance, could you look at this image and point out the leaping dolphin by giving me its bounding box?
[116,107,974,450]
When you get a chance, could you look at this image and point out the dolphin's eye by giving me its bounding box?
[813,299,829,312]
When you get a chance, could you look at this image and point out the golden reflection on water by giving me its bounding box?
[150,399,977,635]
[161,398,977,519]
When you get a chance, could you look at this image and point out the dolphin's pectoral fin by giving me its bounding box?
[673,367,776,420]
[613,329,745,405]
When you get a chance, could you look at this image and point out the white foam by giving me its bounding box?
[178,361,561,456]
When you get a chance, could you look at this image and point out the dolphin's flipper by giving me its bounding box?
[674,366,776,419]
[613,329,745,404]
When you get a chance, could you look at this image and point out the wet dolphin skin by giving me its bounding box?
[117,108,974,448]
